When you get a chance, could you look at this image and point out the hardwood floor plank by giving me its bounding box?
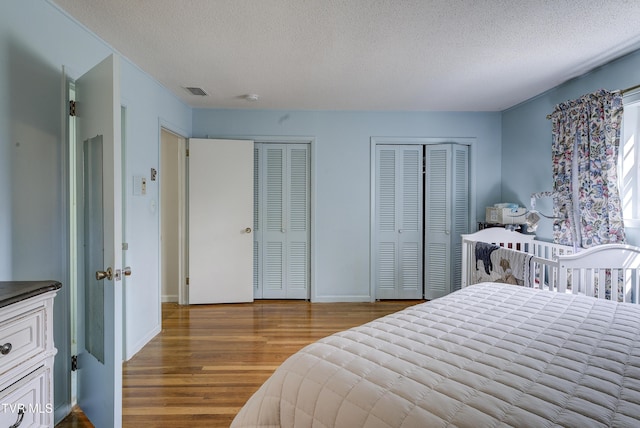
[55,299,423,428]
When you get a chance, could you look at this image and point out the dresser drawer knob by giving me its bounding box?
[0,342,12,355]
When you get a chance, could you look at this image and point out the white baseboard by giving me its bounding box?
[124,324,161,361]
[311,295,372,303]
[162,294,178,303]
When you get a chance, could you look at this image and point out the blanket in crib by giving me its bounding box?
[472,241,534,287]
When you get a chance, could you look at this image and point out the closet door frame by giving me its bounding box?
[254,142,311,299]
[369,137,476,301]
[241,136,316,300]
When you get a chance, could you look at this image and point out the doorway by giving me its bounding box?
[159,128,186,303]
[253,142,311,299]
[177,137,315,303]
[67,54,124,428]
[370,137,476,300]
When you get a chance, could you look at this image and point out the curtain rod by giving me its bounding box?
[620,83,640,94]
[546,84,640,119]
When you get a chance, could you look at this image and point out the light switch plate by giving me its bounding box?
[133,175,147,196]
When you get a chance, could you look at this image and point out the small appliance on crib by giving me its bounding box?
[485,203,527,225]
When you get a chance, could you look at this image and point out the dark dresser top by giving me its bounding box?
[0,281,62,309]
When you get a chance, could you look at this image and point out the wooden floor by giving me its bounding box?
[56,299,423,428]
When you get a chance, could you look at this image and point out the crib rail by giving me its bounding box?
[557,244,640,303]
[461,229,640,304]
[527,240,574,292]
[462,229,534,288]
[461,228,572,289]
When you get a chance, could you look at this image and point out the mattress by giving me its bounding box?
[231,282,640,427]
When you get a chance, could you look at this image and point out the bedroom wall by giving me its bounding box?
[502,48,640,246]
[0,0,192,420]
[192,109,502,301]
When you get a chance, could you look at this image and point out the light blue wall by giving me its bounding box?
[193,109,502,301]
[12,0,638,421]
[120,60,190,360]
[502,49,640,245]
[0,0,191,421]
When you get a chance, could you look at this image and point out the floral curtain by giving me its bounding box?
[550,89,625,247]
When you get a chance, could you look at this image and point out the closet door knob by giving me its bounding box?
[245,227,252,233]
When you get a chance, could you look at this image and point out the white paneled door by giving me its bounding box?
[76,54,123,428]
[188,138,254,304]
[253,143,310,299]
[375,145,424,299]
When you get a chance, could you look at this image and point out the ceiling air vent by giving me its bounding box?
[185,87,208,96]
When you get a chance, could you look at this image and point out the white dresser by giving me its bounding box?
[0,281,61,428]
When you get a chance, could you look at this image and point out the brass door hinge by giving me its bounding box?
[69,100,77,117]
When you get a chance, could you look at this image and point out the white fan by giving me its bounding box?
[524,210,541,232]
[525,193,564,233]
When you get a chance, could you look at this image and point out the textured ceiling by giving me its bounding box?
[51,0,640,111]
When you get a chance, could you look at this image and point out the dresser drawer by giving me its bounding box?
[0,365,52,427]
[0,308,45,377]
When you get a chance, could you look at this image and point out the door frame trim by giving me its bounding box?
[193,135,316,301]
[158,121,189,305]
[369,137,477,301]
[254,141,312,300]
[248,136,315,302]
[59,66,73,423]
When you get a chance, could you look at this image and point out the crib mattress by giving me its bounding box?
[231,282,640,427]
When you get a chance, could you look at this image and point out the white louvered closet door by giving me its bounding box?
[450,145,470,293]
[254,143,310,299]
[375,145,424,299]
[424,144,469,299]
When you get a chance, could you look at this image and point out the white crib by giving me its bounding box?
[461,228,640,303]
[557,244,640,303]
[461,228,573,291]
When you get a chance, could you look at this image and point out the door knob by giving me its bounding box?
[0,342,12,355]
[96,267,113,281]
[123,266,132,276]
[245,227,252,233]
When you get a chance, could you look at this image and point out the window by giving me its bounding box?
[622,91,640,227]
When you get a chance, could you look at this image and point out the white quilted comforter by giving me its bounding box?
[231,282,640,427]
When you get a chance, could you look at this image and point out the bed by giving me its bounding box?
[232,230,640,427]
[232,282,640,427]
